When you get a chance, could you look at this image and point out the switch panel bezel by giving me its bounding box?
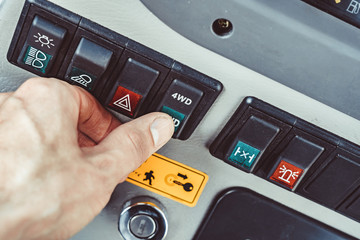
[210,96,360,222]
[6,0,223,140]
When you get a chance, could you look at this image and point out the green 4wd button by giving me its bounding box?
[161,106,185,133]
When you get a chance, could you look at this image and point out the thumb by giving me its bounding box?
[85,112,174,180]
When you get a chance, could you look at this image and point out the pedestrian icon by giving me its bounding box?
[70,74,93,87]
[143,170,155,185]
[113,94,131,112]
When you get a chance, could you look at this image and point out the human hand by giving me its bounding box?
[0,78,174,240]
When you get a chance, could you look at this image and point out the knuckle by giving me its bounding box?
[17,78,55,97]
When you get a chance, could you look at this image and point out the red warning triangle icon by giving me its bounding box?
[113,94,131,112]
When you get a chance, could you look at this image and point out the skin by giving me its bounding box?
[0,77,174,240]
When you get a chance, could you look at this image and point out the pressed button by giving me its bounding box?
[160,106,185,132]
[18,15,67,74]
[65,38,113,90]
[158,79,203,136]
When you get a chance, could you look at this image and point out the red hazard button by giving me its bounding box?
[109,86,142,116]
[270,160,304,189]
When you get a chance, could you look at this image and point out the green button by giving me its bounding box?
[229,141,260,168]
[161,106,185,133]
[68,67,97,90]
[23,45,52,73]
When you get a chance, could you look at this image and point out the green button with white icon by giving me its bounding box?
[161,106,185,133]
[23,45,52,73]
[229,141,260,168]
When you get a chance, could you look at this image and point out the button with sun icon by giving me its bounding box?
[33,33,55,49]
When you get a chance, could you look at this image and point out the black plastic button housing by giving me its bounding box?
[157,79,203,135]
[255,127,336,191]
[7,0,222,140]
[338,186,360,222]
[211,96,360,222]
[264,130,329,190]
[18,15,67,75]
[298,148,360,209]
[210,101,292,173]
[105,49,170,118]
[64,38,113,91]
[151,62,222,140]
[57,26,124,98]
[7,1,80,77]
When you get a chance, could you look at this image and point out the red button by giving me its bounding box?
[270,160,304,189]
[109,86,142,116]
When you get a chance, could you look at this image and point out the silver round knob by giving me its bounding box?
[119,197,168,240]
[129,214,157,238]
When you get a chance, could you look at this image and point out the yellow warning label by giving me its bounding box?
[126,153,208,207]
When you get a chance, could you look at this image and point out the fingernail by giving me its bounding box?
[150,116,174,147]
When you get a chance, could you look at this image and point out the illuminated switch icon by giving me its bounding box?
[228,141,260,168]
[347,0,360,14]
[270,160,304,189]
[68,67,96,90]
[23,45,52,73]
[161,106,185,133]
[109,86,142,116]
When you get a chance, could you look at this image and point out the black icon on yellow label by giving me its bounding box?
[127,153,208,207]
[143,170,155,185]
[165,174,194,192]
[177,173,188,180]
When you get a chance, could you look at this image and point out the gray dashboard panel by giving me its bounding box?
[141,0,360,120]
[0,0,360,239]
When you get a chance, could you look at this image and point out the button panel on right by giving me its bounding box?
[210,96,360,223]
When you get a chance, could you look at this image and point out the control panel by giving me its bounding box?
[211,97,360,222]
[7,0,222,140]
[1,0,360,239]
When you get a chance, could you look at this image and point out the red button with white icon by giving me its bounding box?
[109,86,142,116]
[270,160,304,189]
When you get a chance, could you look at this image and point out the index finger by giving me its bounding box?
[74,86,121,144]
